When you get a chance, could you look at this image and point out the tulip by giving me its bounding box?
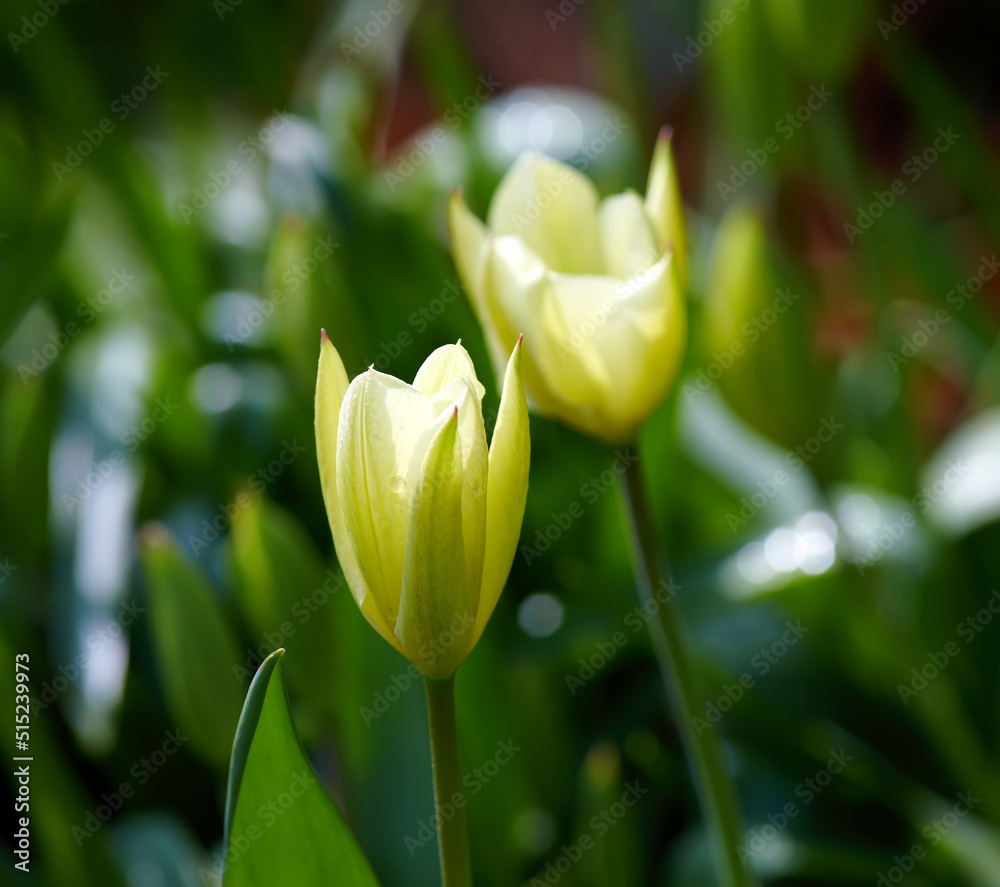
[448,129,687,445]
[452,135,754,887]
[314,335,529,679]
[699,203,817,447]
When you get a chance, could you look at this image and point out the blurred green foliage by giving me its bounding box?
[2,0,1000,885]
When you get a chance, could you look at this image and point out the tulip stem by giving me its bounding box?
[424,675,473,887]
[619,456,753,887]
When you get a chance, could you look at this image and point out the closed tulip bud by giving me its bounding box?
[448,129,687,445]
[703,204,769,355]
[315,334,529,678]
[701,203,818,447]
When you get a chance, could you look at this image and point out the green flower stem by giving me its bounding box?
[619,455,753,887]
[424,675,472,887]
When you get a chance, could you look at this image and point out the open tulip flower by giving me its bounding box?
[314,335,529,679]
[448,130,687,445]
[449,135,754,887]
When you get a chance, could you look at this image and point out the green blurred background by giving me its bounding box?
[3,0,1000,884]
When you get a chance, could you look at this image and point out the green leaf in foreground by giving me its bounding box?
[219,649,380,887]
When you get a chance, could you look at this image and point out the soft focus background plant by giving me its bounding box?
[2,1,1000,885]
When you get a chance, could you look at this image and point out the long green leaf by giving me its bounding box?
[222,649,380,887]
[140,525,245,769]
[229,496,339,722]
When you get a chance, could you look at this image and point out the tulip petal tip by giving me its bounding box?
[658,125,674,143]
[320,328,329,342]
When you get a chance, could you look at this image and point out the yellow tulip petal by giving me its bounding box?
[448,190,514,388]
[454,385,488,609]
[413,341,486,401]
[336,369,434,624]
[473,338,530,646]
[315,333,403,653]
[539,272,620,405]
[410,380,488,610]
[483,235,546,343]
[487,153,604,276]
[539,256,683,442]
[644,127,688,287]
[592,255,686,441]
[599,190,662,280]
[482,235,569,419]
[447,190,490,319]
[396,405,473,678]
